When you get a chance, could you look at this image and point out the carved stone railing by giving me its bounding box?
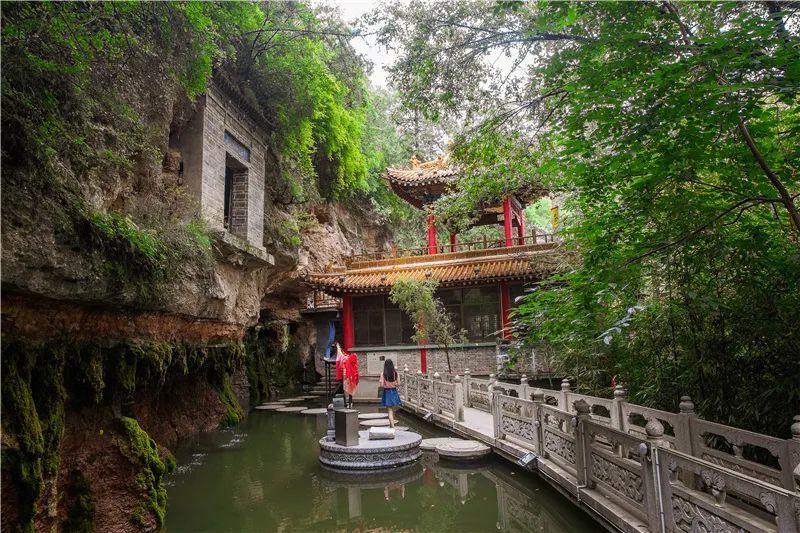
[583,419,650,523]
[539,402,578,475]
[399,369,463,422]
[433,375,464,421]
[401,369,800,532]
[656,446,800,532]
[493,393,540,453]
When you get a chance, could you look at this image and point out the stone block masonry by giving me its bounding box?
[176,82,268,255]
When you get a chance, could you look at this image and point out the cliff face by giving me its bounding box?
[0,90,392,532]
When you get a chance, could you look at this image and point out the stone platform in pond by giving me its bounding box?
[319,430,422,472]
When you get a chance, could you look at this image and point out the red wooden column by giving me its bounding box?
[449,233,457,252]
[342,294,354,351]
[419,340,428,374]
[502,196,513,247]
[500,282,512,340]
[517,207,526,245]
[427,212,438,254]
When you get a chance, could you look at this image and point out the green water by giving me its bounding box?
[164,405,601,532]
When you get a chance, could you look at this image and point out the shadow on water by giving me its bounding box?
[164,406,602,532]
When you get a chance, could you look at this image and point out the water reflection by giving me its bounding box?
[165,409,599,532]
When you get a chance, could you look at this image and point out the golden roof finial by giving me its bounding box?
[410,155,420,168]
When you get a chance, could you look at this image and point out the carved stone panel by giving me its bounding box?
[671,495,745,533]
[544,430,575,464]
[590,453,643,503]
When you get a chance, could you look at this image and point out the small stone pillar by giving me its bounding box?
[573,399,591,487]
[520,374,529,401]
[432,372,441,414]
[453,375,465,422]
[786,415,800,490]
[612,384,626,431]
[402,364,409,401]
[676,395,696,456]
[326,404,336,442]
[463,368,471,407]
[559,378,571,411]
[642,417,665,529]
[531,388,545,454]
[335,409,359,447]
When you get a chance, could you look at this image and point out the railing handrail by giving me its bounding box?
[400,370,800,532]
[345,230,560,264]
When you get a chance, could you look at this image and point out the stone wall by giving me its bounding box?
[354,344,498,377]
[177,83,267,252]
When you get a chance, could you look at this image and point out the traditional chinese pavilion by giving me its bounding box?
[305,156,561,393]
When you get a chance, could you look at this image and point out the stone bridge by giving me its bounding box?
[399,369,800,532]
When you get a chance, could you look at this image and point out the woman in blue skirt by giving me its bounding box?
[380,358,401,427]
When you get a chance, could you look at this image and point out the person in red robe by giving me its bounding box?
[336,344,359,408]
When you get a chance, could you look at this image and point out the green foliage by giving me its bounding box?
[244,324,305,405]
[377,1,800,435]
[113,417,168,526]
[389,278,466,372]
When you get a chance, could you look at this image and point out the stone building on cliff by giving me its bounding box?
[173,76,274,266]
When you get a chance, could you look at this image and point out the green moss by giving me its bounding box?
[0,335,266,530]
[217,374,244,428]
[62,472,95,533]
[113,417,168,526]
[243,325,305,405]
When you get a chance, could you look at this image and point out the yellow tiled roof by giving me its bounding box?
[386,154,458,186]
[305,243,563,294]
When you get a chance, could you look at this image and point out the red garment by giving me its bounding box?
[335,348,345,381]
[343,351,359,394]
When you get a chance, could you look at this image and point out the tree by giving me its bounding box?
[373,1,800,435]
[389,278,465,373]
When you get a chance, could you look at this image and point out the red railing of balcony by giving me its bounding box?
[346,230,559,265]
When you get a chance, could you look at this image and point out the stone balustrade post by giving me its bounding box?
[559,378,571,411]
[453,375,465,422]
[612,384,626,431]
[416,369,423,406]
[641,417,665,531]
[463,368,471,408]
[433,371,441,414]
[402,365,409,402]
[784,415,800,491]
[573,399,592,488]
[676,395,697,457]
[488,377,499,439]
[531,388,545,454]
[520,374,529,401]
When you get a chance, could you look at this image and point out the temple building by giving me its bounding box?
[305,156,563,396]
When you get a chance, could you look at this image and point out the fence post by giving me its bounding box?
[612,384,626,431]
[532,388,544,454]
[520,374,529,401]
[784,415,800,491]
[488,378,499,439]
[453,375,464,422]
[560,379,571,411]
[402,365,409,402]
[433,372,441,414]
[641,417,665,532]
[676,395,696,456]
[573,399,591,488]
[416,370,423,406]
[463,368,471,408]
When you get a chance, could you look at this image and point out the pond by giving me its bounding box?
[164,403,601,532]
